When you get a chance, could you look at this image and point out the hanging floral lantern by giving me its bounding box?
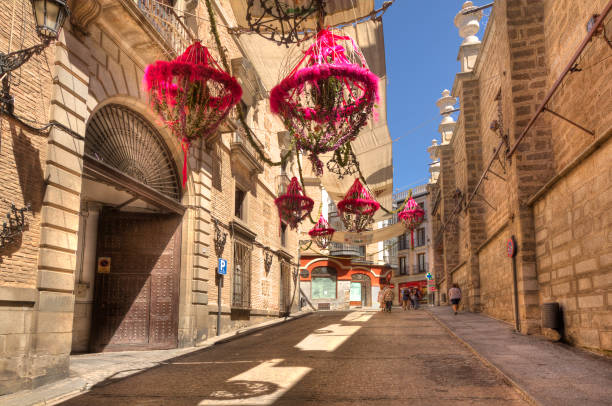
[308,215,335,249]
[398,194,425,249]
[275,177,314,229]
[144,41,242,187]
[337,178,380,233]
[326,142,358,179]
[270,29,379,175]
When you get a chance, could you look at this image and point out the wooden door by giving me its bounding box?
[90,211,181,352]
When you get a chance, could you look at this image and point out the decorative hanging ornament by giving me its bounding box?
[398,194,425,249]
[270,29,379,175]
[144,41,242,187]
[308,215,335,249]
[326,142,358,179]
[274,177,314,229]
[337,178,380,233]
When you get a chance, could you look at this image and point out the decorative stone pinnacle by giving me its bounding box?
[454,1,483,45]
[436,89,457,115]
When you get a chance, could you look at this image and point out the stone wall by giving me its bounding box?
[433,0,612,350]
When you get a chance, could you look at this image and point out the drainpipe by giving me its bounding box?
[510,236,520,332]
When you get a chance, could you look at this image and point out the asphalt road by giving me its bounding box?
[59,310,528,405]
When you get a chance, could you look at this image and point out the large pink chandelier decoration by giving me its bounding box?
[398,195,425,249]
[308,215,335,249]
[337,178,380,233]
[270,29,379,175]
[274,177,314,229]
[144,41,242,186]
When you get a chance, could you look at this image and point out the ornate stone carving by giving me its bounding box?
[68,0,102,36]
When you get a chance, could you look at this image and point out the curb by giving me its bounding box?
[426,309,541,406]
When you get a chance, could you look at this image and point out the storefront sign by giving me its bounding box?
[97,257,111,273]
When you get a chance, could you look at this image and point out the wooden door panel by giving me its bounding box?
[91,211,181,352]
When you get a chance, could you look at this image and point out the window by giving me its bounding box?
[417,253,426,273]
[399,257,407,275]
[280,222,287,247]
[235,188,246,219]
[359,245,366,258]
[416,228,426,247]
[232,240,251,308]
[398,234,407,250]
[311,267,337,299]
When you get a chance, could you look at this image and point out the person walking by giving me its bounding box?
[448,283,462,315]
[377,284,386,312]
[383,285,394,312]
[401,288,410,311]
[409,288,417,310]
[414,287,422,310]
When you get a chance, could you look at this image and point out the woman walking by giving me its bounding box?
[402,288,410,311]
[448,283,462,315]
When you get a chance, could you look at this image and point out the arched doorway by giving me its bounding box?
[76,104,185,352]
[350,273,371,307]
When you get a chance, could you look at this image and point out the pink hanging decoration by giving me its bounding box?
[398,195,425,249]
[144,42,242,187]
[270,29,379,175]
[274,177,314,229]
[337,178,380,233]
[308,215,336,249]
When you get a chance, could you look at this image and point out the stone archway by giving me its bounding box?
[73,103,186,352]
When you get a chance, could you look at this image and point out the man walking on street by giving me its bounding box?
[383,285,394,312]
[449,283,462,315]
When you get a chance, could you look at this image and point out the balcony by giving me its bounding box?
[329,243,362,257]
[413,264,429,274]
[231,129,265,175]
[135,0,194,56]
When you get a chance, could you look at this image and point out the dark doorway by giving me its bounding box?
[90,210,181,352]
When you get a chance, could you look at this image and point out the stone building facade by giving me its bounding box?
[430,0,611,352]
[0,0,302,394]
[390,186,435,305]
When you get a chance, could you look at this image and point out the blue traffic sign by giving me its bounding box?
[218,258,227,275]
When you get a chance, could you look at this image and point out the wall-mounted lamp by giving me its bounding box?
[1,0,70,113]
[0,204,32,249]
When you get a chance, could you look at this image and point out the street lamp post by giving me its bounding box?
[0,0,70,113]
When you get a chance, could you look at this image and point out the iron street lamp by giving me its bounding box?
[0,0,70,112]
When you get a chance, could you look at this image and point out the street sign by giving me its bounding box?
[218,258,228,275]
[426,272,433,280]
[507,236,517,258]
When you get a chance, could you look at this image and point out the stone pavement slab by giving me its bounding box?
[428,306,612,406]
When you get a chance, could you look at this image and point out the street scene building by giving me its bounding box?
[390,185,435,305]
[429,0,612,351]
[0,0,611,404]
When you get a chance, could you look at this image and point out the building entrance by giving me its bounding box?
[350,273,371,307]
[90,211,181,352]
[73,103,186,353]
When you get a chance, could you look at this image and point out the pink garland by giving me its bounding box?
[270,30,379,175]
[398,196,425,248]
[337,178,380,232]
[308,215,335,249]
[274,177,314,229]
[144,42,242,187]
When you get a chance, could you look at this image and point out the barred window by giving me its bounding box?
[232,240,251,309]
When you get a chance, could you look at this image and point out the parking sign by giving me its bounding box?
[218,258,227,275]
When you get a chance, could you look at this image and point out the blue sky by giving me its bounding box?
[375,0,488,193]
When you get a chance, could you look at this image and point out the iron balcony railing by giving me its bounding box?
[329,242,362,257]
[394,185,428,202]
[136,0,195,56]
[413,264,429,274]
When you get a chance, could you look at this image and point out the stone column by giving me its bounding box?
[437,90,457,145]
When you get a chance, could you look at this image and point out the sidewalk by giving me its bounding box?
[428,306,612,406]
[0,310,313,406]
